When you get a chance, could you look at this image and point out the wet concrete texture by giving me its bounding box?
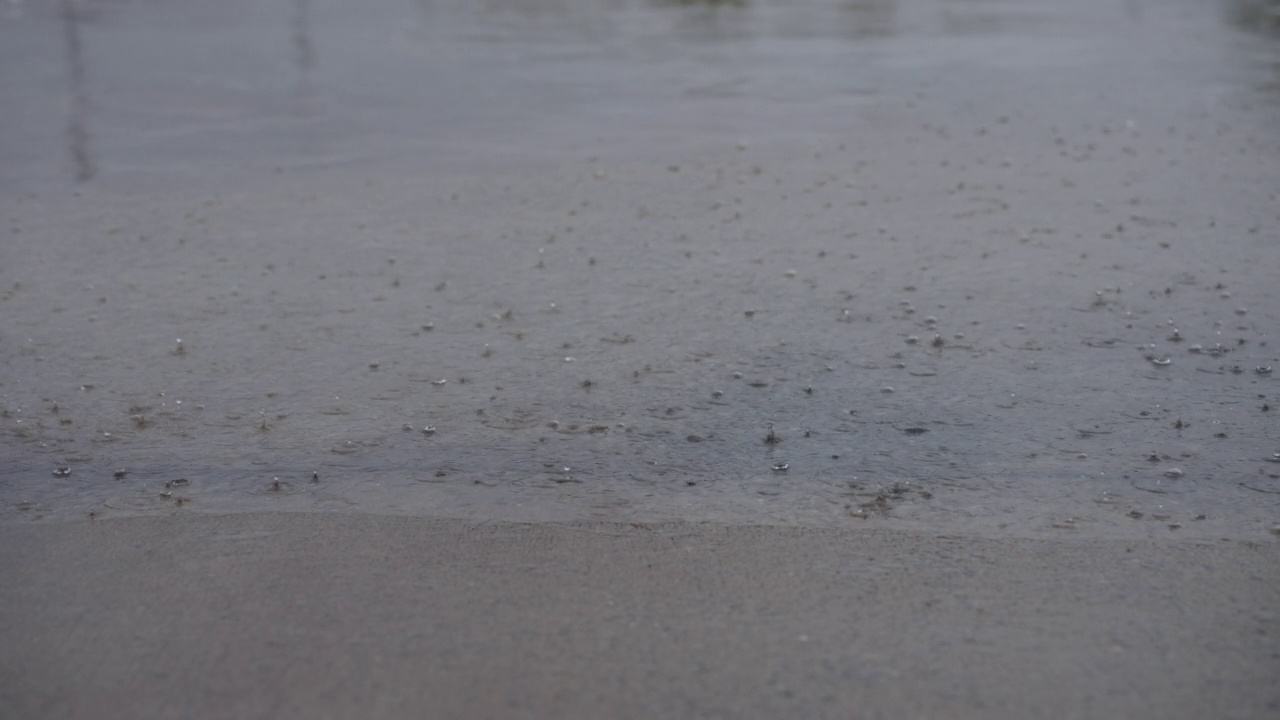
[1,0,1278,537]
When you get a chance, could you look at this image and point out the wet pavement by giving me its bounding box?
[2,0,1278,538]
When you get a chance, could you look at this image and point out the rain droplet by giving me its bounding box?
[764,425,780,445]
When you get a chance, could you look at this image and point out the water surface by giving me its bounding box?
[2,0,1278,538]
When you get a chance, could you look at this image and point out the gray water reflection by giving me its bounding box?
[1226,0,1280,34]
[1,0,1278,538]
[0,0,1132,185]
[2,0,1276,184]
[413,0,898,43]
[58,0,94,181]
[291,0,316,115]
